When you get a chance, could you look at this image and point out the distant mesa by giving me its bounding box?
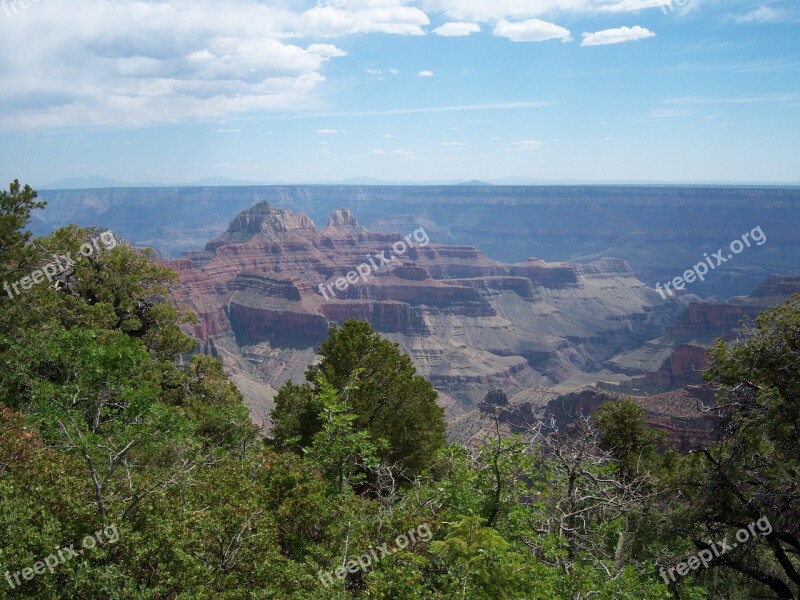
[324,208,366,236]
[212,202,316,245]
[457,180,492,186]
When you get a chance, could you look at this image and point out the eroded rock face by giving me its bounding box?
[542,387,722,452]
[664,276,800,344]
[451,385,721,452]
[37,185,800,299]
[171,202,683,421]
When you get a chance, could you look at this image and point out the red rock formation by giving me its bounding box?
[170,202,680,418]
[643,344,710,390]
[668,303,746,339]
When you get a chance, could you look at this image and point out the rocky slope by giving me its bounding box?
[451,276,800,451]
[170,202,684,424]
[449,386,722,452]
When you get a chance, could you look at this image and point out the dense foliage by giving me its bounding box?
[0,181,797,599]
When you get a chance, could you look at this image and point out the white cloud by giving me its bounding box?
[443,141,467,147]
[581,25,655,46]
[388,68,400,75]
[316,129,338,134]
[299,3,429,37]
[733,6,790,23]
[432,22,481,36]
[418,70,436,77]
[0,0,426,129]
[216,128,241,133]
[306,44,349,58]
[494,19,572,43]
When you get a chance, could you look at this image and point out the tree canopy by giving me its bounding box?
[270,319,446,476]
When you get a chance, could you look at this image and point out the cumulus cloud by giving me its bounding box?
[300,3,429,37]
[316,129,339,134]
[581,25,655,46]
[494,19,572,43]
[432,22,481,36]
[418,70,436,77]
[0,0,426,129]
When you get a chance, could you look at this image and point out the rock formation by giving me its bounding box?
[170,202,683,424]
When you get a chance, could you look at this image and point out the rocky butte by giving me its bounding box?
[170,202,685,426]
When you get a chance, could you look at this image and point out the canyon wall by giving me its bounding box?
[34,185,800,298]
[169,202,684,422]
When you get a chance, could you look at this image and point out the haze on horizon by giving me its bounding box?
[0,0,798,186]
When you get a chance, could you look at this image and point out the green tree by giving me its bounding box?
[269,381,322,452]
[0,180,44,282]
[430,516,528,599]
[271,320,446,475]
[15,225,196,360]
[0,180,45,335]
[304,375,382,494]
[594,398,666,480]
[667,296,800,599]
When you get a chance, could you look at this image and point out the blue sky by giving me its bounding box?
[0,0,798,185]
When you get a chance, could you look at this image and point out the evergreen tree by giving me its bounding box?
[271,320,446,475]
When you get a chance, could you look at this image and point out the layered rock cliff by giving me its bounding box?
[35,185,800,298]
[170,202,684,423]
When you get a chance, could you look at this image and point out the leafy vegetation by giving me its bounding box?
[0,180,797,598]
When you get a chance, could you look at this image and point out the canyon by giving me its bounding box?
[33,185,800,298]
[31,186,800,446]
[169,202,688,425]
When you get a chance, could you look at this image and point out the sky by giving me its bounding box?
[0,0,798,186]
